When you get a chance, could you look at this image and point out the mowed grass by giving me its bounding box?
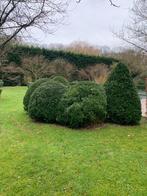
[0,87,147,196]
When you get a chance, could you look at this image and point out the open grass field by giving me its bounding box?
[0,87,147,196]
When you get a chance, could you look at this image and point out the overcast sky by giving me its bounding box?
[28,0,134,49]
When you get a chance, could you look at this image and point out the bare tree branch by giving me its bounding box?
[115,0,147,53]
[0,0,119,49]
[109,0,119,7]
[0,0,69,48]
[76,0,119,7]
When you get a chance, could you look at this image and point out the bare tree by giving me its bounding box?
[109,49,147,77]
[77,0,119,7]
[0,0,69,48]
[0,0,119,49]
[115,0,147,53]
[22,55,49,81]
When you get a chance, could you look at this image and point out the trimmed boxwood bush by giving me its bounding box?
[105,63,141,125]
[50,76,69,86]
[28,81,67,123]
[23,78,49,111]
[57,81,107,128]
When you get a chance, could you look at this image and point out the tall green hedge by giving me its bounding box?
[105,63,141,125]
[7,45,118,69]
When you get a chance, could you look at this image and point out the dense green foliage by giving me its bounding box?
[7,45,118,68]
[26,79,107,128]
[7,51,22,65]
[57,81,107,128]
[105,63,141,125]
[28,81,67,123]
[23,78,49,111]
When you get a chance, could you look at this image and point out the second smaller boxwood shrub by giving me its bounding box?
[57,81,107,128]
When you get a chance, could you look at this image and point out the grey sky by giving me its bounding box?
[29,0,134,48]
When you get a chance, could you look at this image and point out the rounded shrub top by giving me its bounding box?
[50,76,69,86]
[28,80,67,123]
[57,81,107,128]
[105,63,141,125]
[23,78,49,111]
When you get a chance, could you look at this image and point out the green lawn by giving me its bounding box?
[0,87,147,196]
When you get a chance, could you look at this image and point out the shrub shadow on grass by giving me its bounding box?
[29,117,107,132]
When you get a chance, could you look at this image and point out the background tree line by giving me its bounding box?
[0,42,146,90]
[0,43,118,85]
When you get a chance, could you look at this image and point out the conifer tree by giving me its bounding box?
[105,63,141,125]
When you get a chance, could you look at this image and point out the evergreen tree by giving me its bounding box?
[105,63,141,125]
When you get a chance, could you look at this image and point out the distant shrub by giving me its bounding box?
[105,63,141,125]
[50,76,69,86]
[57,81,107,128]
[135,79,145,90]
[0,89,2,96]
[0,80,3,97]
[0,80,4,87]
[28,81,67,123]
[27,82,33,88]
[23,78,49,111]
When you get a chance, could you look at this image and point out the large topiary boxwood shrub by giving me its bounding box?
[105,63,141,125]
[23,78,49,111]
[57,81,107,128]
[28,81,67,123]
